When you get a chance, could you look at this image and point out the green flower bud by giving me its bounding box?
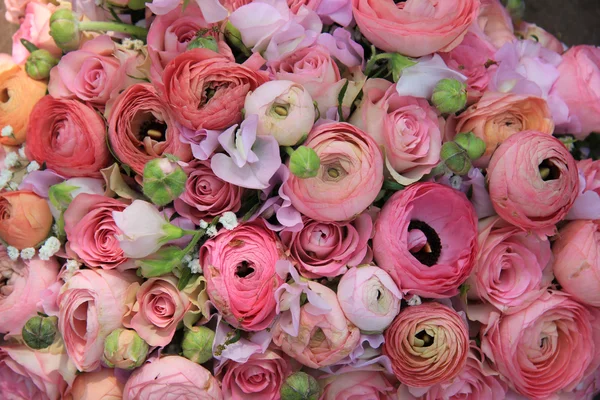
[441,142,472,176]
[187,36,219,52]
[431,79,467,115]
[22,316,58,350]
[454,131,486,161]
[280,372,320,400]
[25,49,59,80]
[49,9,80,52]
[143,157,187,206]
[103,328,149,369]
[182,326,215,364]
[127,0,146,10]
[224,21,251,57]
[289,146,320,179]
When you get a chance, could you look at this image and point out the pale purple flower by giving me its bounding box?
[435,168,495,219]
[566,171,600,220]
[212,315,273,366]
[147,0,228,22]
[19,170,64,197]
[320,334,394,375]
[396,54,467,99]
[229,0,291,52]
[179,125,221,161]
[317,28,364,68]
[264,6,322,61]
[316,0,353,27]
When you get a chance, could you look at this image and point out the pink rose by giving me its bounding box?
[352,0,480,57]
[479,291,600,399]
[123,356,223,400]
[474,0,516,49]
[200,221,284,331]
[320,369,396,399]
[283,122,383,222]
[517,22,564,54]
[280,213,372,278]
[0,254,59,338]
[58,269,140,371]
[64,194,130,270]
[551,45,600,139]
[487,130,579,234]
[350,78,442,184]
[11,2,60,65]
[64,368,124,400]
[216,349,291,400]
[123,276,191,347]
[272,281,361,368]
[373,183,478,298]
[467,216,553,313]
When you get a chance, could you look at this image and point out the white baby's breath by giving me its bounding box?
[199,220,209,229]
[18,145,27,160]
[0,169,13,189]
[189,259,202,274]
[206,225,218,237]
[39,237,61,260]
[20,248,35,260]
[4,152,19,169]
[407,295,422,306]
[219,212,238,230]
[63,259,81,281]
[1,125,13,137]
[27,161,40,173]
[7,246,19,261]
[449,175,463,190]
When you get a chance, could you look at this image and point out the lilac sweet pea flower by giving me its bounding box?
[264,6,322,61]
[211,115,281,190]
[212,315,273,366]
[19,170,65,197]
[316,0,352,27]
[147,0,228,22]
[317,28,364,68]
[396,54,467,99]
[178,125,221,161]
[320,334,394,375]
[566,171,600,220]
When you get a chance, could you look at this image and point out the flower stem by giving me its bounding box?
[78,21,148,39]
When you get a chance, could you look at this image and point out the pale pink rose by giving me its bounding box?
[467,216,553,313]
[64,368,124,400]
[350,79,442,185]
[216,349,291,400]
[487,130,579,234]
[479,291,600,399]
[474,0,516,49]
[352,0,480,57]
[272,281,361,368]
[552,220,600,307]
[551,45,600,139]
[568,159,600,220]
[124,356,223,399]
[123,275,191,347]
[373,183,478,298]
[11,2,61,65]
[320,369,396,400]
[4,0,31,23]
[0,253,59,338]
[517,22,564,54]
[280,213,372,278]
[283,122,384,222]
[58,269,140,371]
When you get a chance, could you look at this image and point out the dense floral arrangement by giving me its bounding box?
[1,0,600,398]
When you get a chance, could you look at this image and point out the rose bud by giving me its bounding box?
[373,183,478,298]
[182,326,215,364]
[49,9,80,52]
[25,49,59,80]
[440,141,472,176]
[383,302,469,387]
[289,146,320,179]
[454,131,486,160]
[337,265,402,333]
[432,78,467,114]
[487,130,579,234]
[552,220,600,307]
[281,371,320,400]
[65,369,125,400]
[244,80,315,146]
[102,328,149,369]
[0,191,53,250]
[187,36,219,52]
[22,315,58,350]
[142,157,187,206]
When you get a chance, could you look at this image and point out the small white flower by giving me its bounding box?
[39,237,61,261]
[7,246,19,260]
[189,259,202,274]
[52,224,59,236]
[131,39,144,51]
[407,295,422,306]
[182,253,193,264]
[206,225,218,237]
[449,175,463,190]
[18,145,27,160]
[0,169,13,189]
[27,161,40,173]
[219,212,238,230]
[63,259,81,281]
[1,125,13,137]
[4,152,19,169]
[20,248,35,260]
[199,220,209,229]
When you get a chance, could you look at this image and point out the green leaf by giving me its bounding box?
[337,80,349,122]
[48,183,79,211]
[177,267,193,291]
[182,0,191,12]
[136,246,184,278]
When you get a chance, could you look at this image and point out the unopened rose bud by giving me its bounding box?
[454,131,486,161]
[187,36,219,52]
[103,328,149,369]
[289,146,320,179]
[182,326,215,364]
[441,142,472,176]
[49,9,80,52]
[143,157,187,206]
[22,315,58,350]
[25,49,59,80]
[431,79,467,114]
[280,372,320,400]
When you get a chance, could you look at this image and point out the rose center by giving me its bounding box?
[415,330,435,347]
[408,220,441,267]
[140,119,167,142]
[538,159,561,181]
[0,88,9,103]
[235,261,255,278]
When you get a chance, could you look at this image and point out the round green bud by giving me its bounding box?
[187,36,219,52]
[289,146,320,179]
[182,326,215,364]
[280,372,321,400]
[142,157,187,206]
[441,142,472,176]
[127,0,147,9]
[25,49,59,80]
[102,328,149,369]
[49,9,80,52]
[22,315,58,350]
[431,78,467,115]
[454,131,486,161]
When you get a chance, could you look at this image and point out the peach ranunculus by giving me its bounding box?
[516,22,564,54]
[64,368,124,400]
[474,0,516,49]
[449,92,554,167]
[58,269,140,372]
[351,0,480,57]
[0,191,53,250]
[11,2,61,65]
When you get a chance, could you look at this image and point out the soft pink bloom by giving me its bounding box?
[317,27,364,68]
[487,130,579,234]
[314,0,352,26]
[395,54,468,99]
[320,369,396,400]
[272,281,361,368]
[288,0,320,13]
[211,316,273,364]
[178,126,221,161]
[283,122,383,222]
[517,22,564,54]
[123,356,223,399]
[352,0,479,57]
[373,183,478,298]
[474,0,516,49]
[148,0,228,22]
[568,159,600,220]
[4,0,30,23]
[58,269,139,371]
[11,2,60,65]
[64,368,124,400]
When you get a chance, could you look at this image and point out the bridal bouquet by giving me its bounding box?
[1,0,600,398]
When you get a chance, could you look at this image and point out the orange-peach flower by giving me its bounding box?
[0,191,53,250]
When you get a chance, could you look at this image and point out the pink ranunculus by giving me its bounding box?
[352,0,480,57]
[320,369,396,399]
[4,0,30,23]
[487,130,579,234]
[64,368,124,400]
[216,349,291,400]
[123,275,191,347]
[0,254,59,338]
[200,221,284,331]
[174,159,244,224]
[280,213,372,278]
[474,0,516,49]
[272,281,361,368]
[479,291,600,399]
[123,356,223,399]
[350,78,442,185]
[517,22,564,54]
[552,220,600,307]
[64,194,130,270]
[373,183,478,298]
[11,2,60,65]
[551,45,600,139]
[283,122,383,222]
[467,216,553,313]
[58,269,140,372]
[288,0,321,13]
[568,159,600,220]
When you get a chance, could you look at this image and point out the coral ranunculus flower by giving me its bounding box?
[0,191,53,250]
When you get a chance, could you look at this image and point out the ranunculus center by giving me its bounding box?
[408,220,441,267]
[201,82,228,106]
[308,328,326,348]
[321,162,347,182]
[538,159,561,181]
[415,329,435,347]
[235,261,255,278]
[140,118,167,142]
[0,88,9,103]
